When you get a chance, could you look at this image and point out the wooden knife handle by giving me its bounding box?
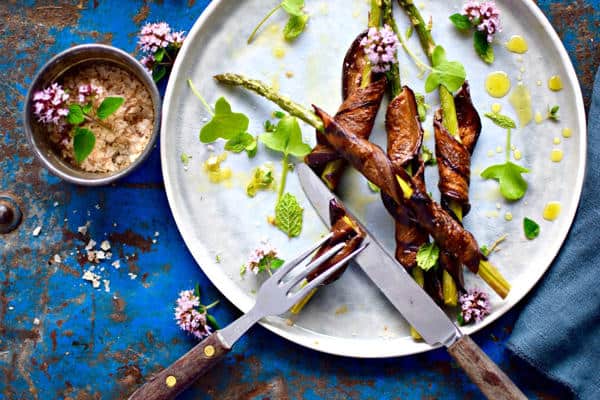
[448,335,527,400]
[128,332,231,400]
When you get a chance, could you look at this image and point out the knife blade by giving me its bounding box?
[298,164,461,347]
[298,163,527,400]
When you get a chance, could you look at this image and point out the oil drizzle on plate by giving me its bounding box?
[485,71,511,98]
[543,202,561,221]
[550,149,563,162]
[506,35,528,53]
[548,75,563,91]
[509,83,533,127]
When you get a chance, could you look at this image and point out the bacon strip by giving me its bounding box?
[305,32,386,190]
[307,199,366,284]
[313,105,483,273]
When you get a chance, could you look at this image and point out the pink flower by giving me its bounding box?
[245,240,278,274]
[138,22,186,53]
[77,83,100,103]
[360,25,399,73]
[459,288,491,324]
[174,290,212,340]
[32,83,70,125]
[140,55,155,73]
[463,1,501,43]
[167,31,186,47]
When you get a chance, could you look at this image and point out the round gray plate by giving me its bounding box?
[161,0,586,357]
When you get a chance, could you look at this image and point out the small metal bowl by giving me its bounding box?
[24,44,161,186]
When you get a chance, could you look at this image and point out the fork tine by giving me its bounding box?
[281,242,346,291]
[270,232,334,281]
[290,242,369,300]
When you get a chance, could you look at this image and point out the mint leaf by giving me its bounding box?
[481,161,529,200]
[259,115,311,157]
[67,104,85,125]
[283,13,308,41]
[474,30,494,64]
[281,0,304,16]
[367,181,380,193]
[449,13,472,31]
[245,136,258,157]
[73,127,95,163]
[484,112,517,129]
[82,102,93,115]
[224,132,255,153]
[421,145,436,166]
[200,97,249,143]
[154,47,166,63]
[206,314,220,330]
[425,46,466,93]
[275,192,303,237]
[416,243,439,271]
[96,97,124,120]
[523,217,540,240]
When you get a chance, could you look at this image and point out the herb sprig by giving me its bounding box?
[449,1,501,64]
[416,242,440,271]
[481,112,530,200]
[247,0,309,44]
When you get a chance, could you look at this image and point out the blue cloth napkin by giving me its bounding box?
[507,68,600,400]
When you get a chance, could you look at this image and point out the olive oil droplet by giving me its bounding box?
[506,35,528,53]
[491,103,502,113]
[553,137,561,145]
[534,111,543,124]
[543,202,561,221]
[504,212,513,221]
[548,75,563,91]
[514,149,522,160]
[562,127,572,138]
[509,83,533,127]
[551,149,563,162]
[485,71,511,98]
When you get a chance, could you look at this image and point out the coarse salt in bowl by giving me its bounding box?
[24,44,161,186]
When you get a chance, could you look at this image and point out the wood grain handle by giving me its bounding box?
[448,336,527,400]
[128,332,231,400]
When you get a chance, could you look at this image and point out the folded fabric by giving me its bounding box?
[507,67,600,399]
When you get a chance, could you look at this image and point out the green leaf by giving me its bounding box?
[281,0,304,16]
[246,136,258,158]
[270,257,285,270]
[206,314,220,330]
[154,47,166,63]
[73,127,95,163]
[425,46,466,93]
[421,145,436,166]
[416,243,439,271]
[283,13,309,41]
[96,97,124,120]
[247,164,275,197]
[180,152,191,166]
[153,66,167,82]
[449,13,472,31]
[523,217,540,240]
[275,192,303,237]
[480,245,490,257]
[484,112,517,129]
[200,97,250,143]
[473,30,494,64]
[224,132,255,153]
[481,161,530,200]
[259,115,311,157]
[67,104,85,125]
[82,102,93,115]
[415,92,429,122]
[405,25,413,39]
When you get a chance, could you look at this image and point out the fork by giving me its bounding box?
[128,233,368,400]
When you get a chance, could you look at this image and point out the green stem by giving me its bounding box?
[205,300,220,309]
[397,0,436,58]
[187,79,214,116]
[277,154,289,203]
[247,4,281,44]
[440,87,459,139]
[360,0,383,88]
[382,0,402,96]
[214,73,324,131]
[84,115,112,131]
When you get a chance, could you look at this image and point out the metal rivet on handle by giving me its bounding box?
[0,195,22,234]
[165,375,177,387]
[204,345,215,357]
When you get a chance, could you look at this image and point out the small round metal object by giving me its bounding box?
[165,375,177,388]
[0,196,22,234]
[203,345,215,357]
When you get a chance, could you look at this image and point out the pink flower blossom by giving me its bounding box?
[246,240,278,274]
[459,288,491,324]
[167,31,186,47]
[174,290,212,340]
[463,1,501,43]
[360,24,399,73]
[140,55,155,73]
[32,83,70,125]
[138,22,186,53]
[77,83,100,103]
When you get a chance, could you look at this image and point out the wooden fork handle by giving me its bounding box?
[128,332,231,400]
[448,335,527,400]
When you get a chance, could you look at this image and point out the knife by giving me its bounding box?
[298,164,526,400]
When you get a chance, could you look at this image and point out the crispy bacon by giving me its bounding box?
[305,32,386,190]
[307,199,366,284]
[313,105,483,273]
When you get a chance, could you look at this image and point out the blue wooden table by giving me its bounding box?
[1,1,598,399]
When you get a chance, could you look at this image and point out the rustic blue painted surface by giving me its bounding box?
[1,1,598,399]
